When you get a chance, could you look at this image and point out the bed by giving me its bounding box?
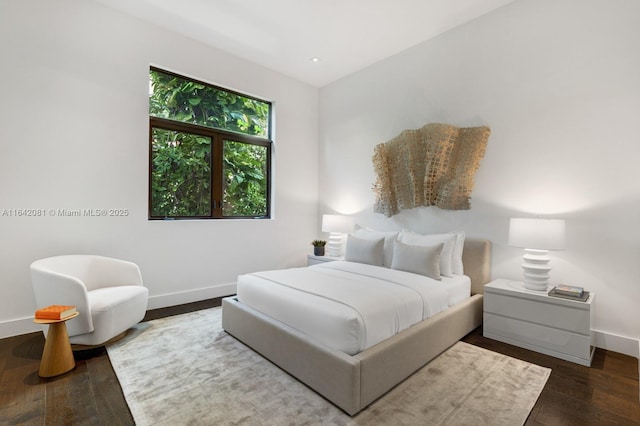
[221,238,491,415]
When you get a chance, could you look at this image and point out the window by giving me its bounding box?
[149,67,272,219]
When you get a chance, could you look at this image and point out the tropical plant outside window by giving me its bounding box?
[149,67,272,219]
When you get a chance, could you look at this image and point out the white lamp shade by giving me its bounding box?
[508,218,565,250]
[321,214,352,233]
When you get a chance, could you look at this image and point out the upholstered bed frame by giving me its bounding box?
[221,238,491,415]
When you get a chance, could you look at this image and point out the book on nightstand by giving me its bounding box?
[35,305,77,320]
[553,284,584,297]
[548,287,590,302]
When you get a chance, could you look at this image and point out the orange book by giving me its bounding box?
[35,305,77,320]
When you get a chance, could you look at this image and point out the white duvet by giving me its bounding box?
[236,261,470,355]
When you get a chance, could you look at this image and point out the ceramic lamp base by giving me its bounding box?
[326,233,344,257]
[521,249,551,291]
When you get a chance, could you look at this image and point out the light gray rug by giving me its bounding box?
[107,308,550,426]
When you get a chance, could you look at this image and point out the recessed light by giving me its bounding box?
[310,57,321,63]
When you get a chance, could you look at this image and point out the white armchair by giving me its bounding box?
[30,255,149,346]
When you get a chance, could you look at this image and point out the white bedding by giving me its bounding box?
[236,261,471,355]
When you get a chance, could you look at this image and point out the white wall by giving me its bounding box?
[0,0,319,337]
[319,0,640,356]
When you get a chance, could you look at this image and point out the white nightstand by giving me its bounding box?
[307,255,343,266]
[483,279,595,366]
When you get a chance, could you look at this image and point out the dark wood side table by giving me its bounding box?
[34,312,79,377]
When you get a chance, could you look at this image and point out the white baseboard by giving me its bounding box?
[593,328,640,358]
[0,282,237,340]
[0,315,42,340]
[146,282,236,310]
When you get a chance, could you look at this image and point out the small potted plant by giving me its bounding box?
[311,240,326,256]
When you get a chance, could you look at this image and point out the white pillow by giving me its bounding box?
[399,230,456,277]
[451,232,466,275]
[391,240,442,280]
[345,234,385,266]
[351,227,399,267]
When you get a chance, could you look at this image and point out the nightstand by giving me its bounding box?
[483,279,595,366]
[307,255,343,266]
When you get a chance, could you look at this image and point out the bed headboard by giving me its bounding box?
[462,238,491,295]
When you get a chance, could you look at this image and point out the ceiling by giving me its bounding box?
[97,0,517,87]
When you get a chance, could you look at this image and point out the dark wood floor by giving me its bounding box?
[462,332,640,425]
[1,299,638,425]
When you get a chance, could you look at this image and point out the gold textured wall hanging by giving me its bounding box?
[372,123,490,217]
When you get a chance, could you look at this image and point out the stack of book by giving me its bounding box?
[35,305,77,320]
[548,285,590,302]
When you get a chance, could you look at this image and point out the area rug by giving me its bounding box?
[107,308,550,426]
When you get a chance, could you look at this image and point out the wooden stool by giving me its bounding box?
[34,312,79,378]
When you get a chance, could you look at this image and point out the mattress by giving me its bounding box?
[236,261,471,355]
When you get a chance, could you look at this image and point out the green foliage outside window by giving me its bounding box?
[149,68,271,219]
[223,141,268,217]
[149,69,269,137]
[151,129,211,217]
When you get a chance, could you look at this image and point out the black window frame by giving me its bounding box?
[148,67,272,220]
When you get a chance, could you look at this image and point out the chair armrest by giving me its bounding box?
[30,267,94,335]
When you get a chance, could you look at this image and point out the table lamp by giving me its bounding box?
[321,214,352,257]
[508,218,566,291]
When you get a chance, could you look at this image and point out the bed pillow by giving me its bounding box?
[345,234,385,266]
[391,240,443,280]
[451,231,466,275]
[399,230,456,277]
[351,227,398,267]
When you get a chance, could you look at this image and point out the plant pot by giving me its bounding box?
[314,246,325,256]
